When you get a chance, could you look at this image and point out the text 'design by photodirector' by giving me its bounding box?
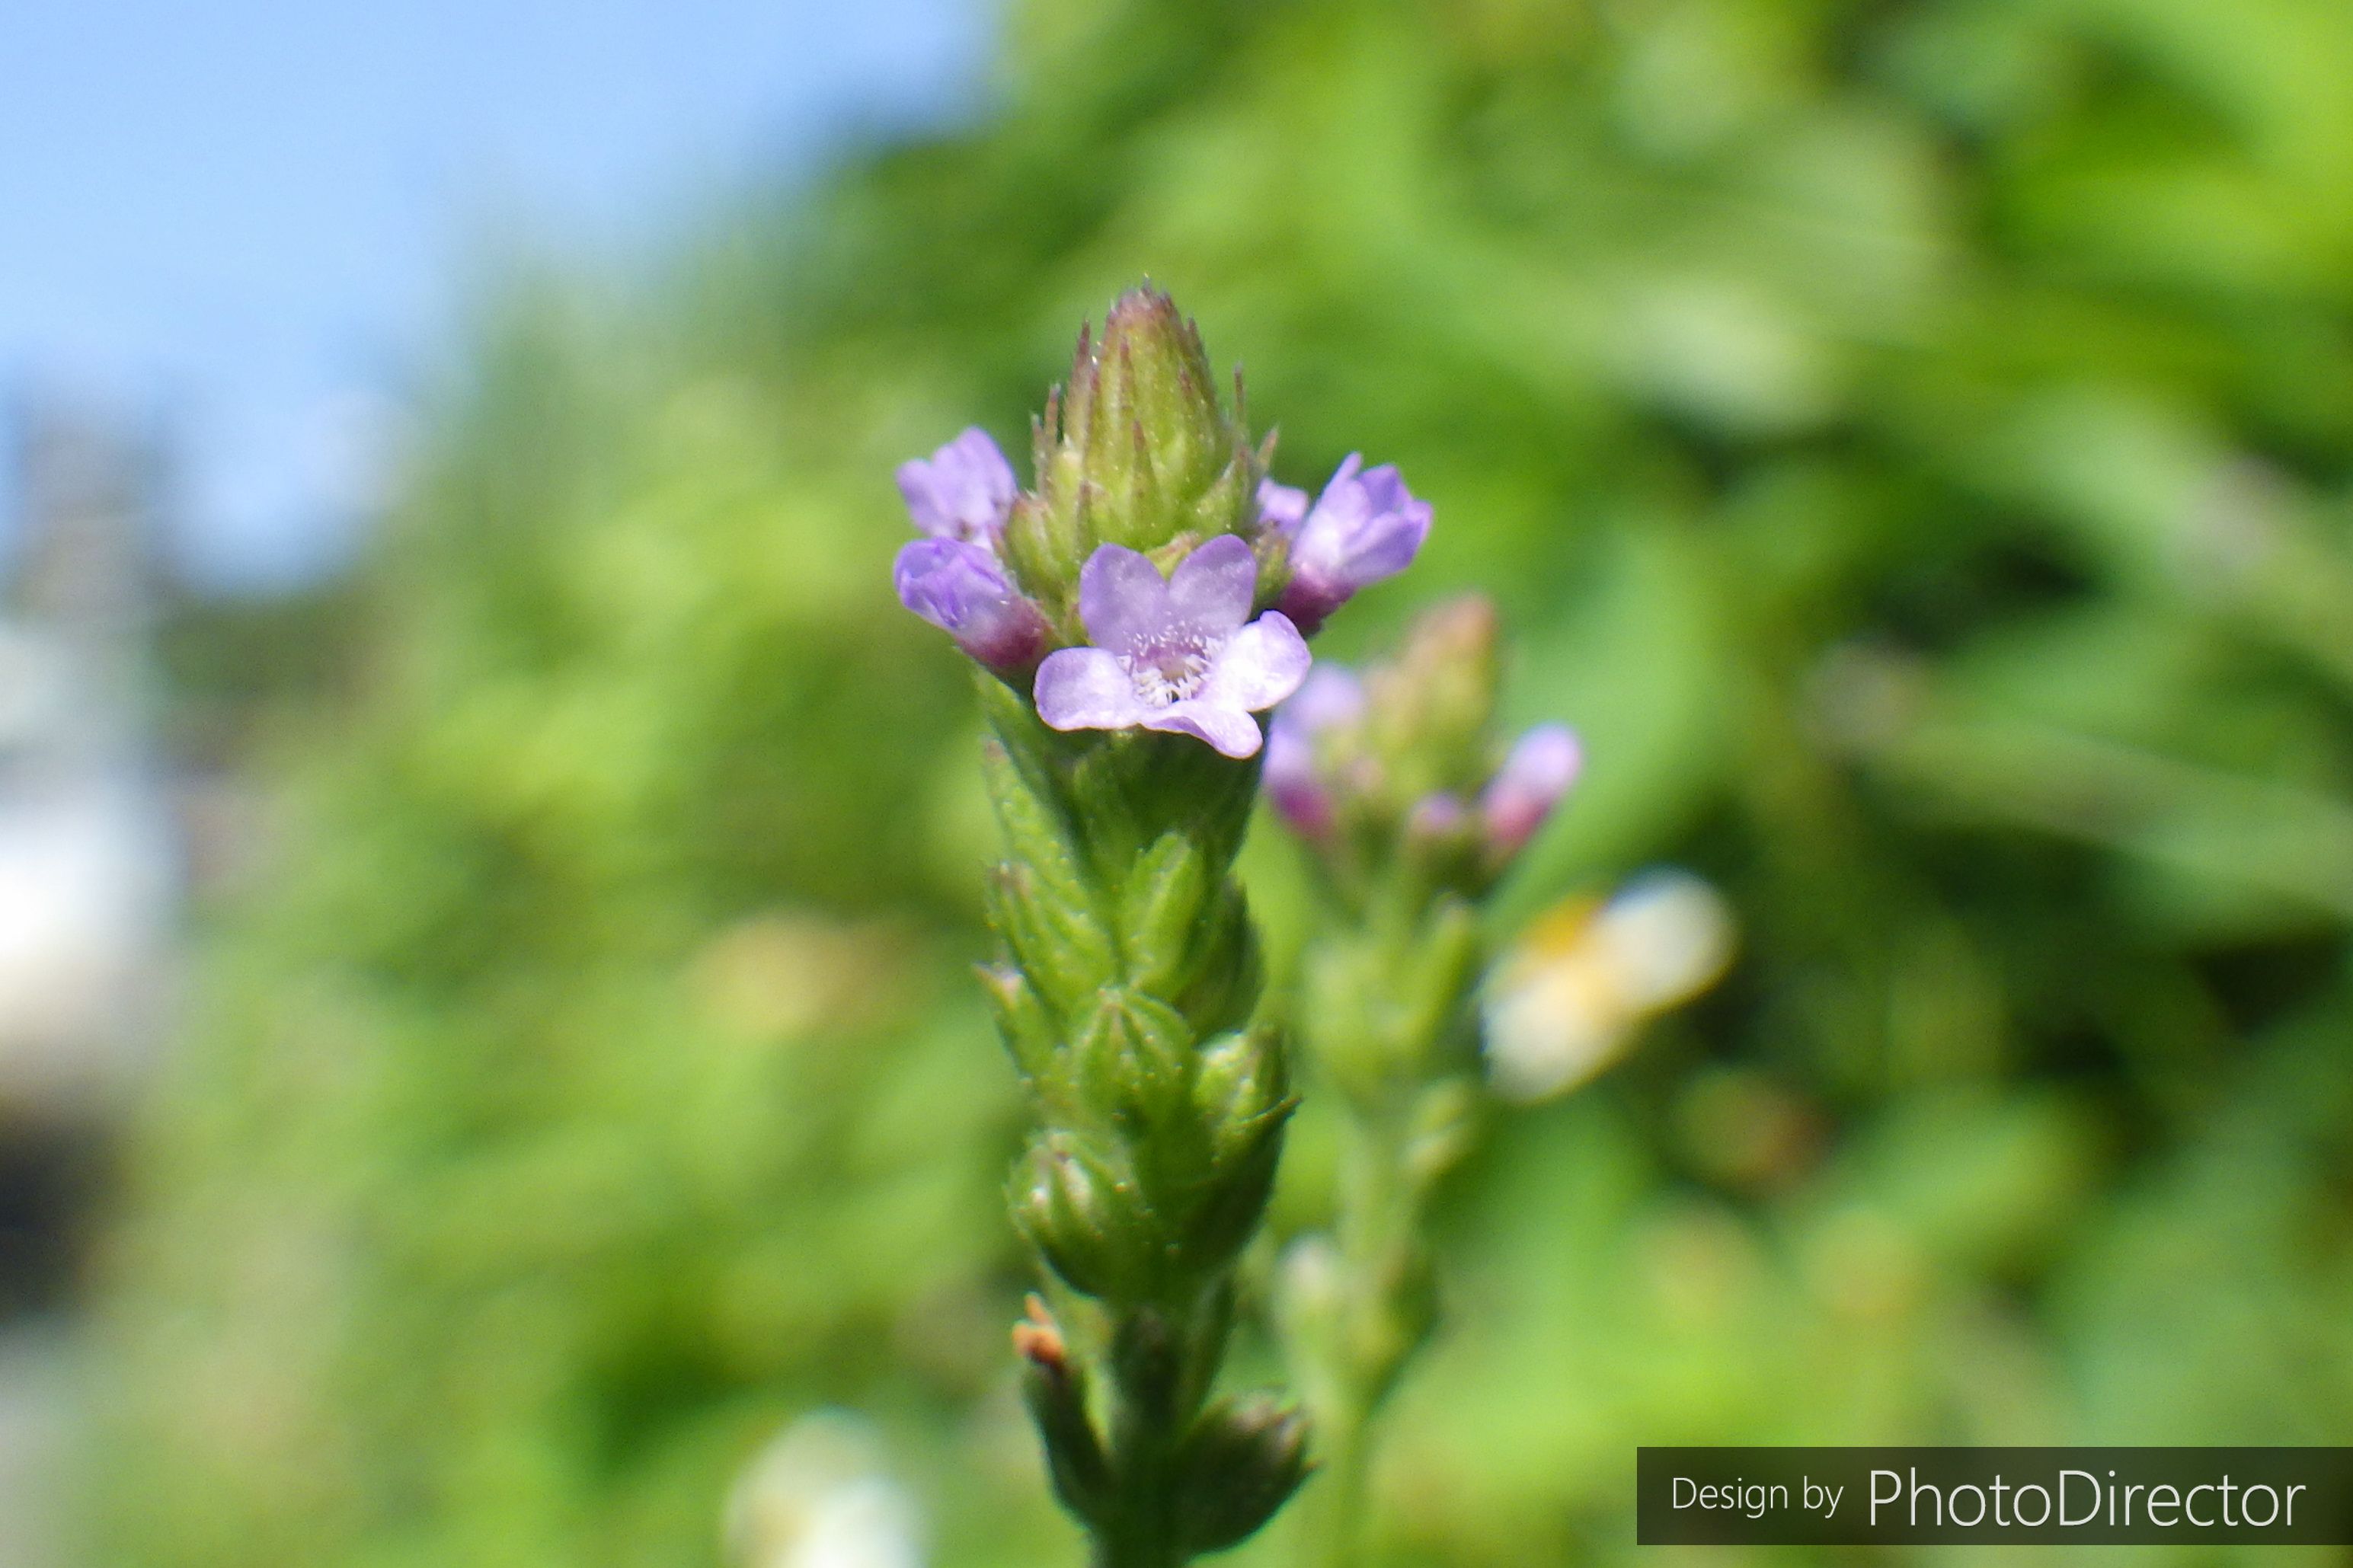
[1638,1448,2353,1544]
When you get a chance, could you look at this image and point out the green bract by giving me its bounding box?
[974,664,1304,1565]
[1006,288,1274,634]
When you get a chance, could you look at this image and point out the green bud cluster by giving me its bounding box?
[1298,596,1520,907]
[975,620,1306,1552]
[1002,286,1278,637]
[981,675,1287,1305]
[1357,596,1503,790]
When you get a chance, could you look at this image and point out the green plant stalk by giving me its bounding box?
[980,675,1310,1564]
[1296,1115,1421,1565]
[1284,893,1483,1566]
[1088,1287,1227,1568]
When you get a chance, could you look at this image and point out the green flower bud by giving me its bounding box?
[1174,1103,1290,1281]
[1364,593,1501,801]
[1172,1394,1314,1555]
[984,861,1116,1021]
[1164,883,1261,1040]
[1296,933,1392,1101]
[1193,1025,1290,1136]
[979,963,1058,1083]
[1392,896,1484,1072]
[1015,1135,1153,1301]
[1070,988,1194,1129]
[1402,1077,1482,1190]
[1007,286,1264,619]
[1014,1296,1114,1526]
[1117,831,1211,994]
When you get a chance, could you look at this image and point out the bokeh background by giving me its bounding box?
[7,0,2353,1563]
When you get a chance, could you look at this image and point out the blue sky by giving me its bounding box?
[0,1,988,590]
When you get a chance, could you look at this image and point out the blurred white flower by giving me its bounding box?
[1483,869,1736,1103]
[724,1411,925,1568]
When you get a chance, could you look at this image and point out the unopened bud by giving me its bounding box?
[1172,1395,1314,1555]
[1014,1296,1113,1526]
[1192,1027,1288,1132]
[1367,594,1499,774]
[1012,286,1261,597]
[1016,1137,1149,1300]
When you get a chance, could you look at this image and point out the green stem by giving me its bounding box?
[1303,1397,1369,1568]
[1301,1103,1434,1567]
[1091,1525,1181,1568]
[1089,1292,1224,1568]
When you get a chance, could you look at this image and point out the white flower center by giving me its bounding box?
[1122,628,1220,707]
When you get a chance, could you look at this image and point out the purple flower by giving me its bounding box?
[897,427,1018,548]
[1277,455,1432,631]
[1257,477,1309,536]
[1034,535,1311,759]
[1481,723,1581,860]
[1264,666,1364,837]
[894,538,1048,672]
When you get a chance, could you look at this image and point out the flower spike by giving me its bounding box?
[890,289,1431,1564]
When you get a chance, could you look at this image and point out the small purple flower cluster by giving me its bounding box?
[893,428,1430,759]
[1266,669,1580,870]
[892,430,1049,674]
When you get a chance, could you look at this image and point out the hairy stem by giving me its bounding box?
[1093,1289,1224,1567]
[1303,1106,1431,1566]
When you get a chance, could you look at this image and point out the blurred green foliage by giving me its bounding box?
[91,0,2353,1563]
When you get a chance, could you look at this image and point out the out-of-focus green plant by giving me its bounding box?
[90,0,2353,1564]
[1263,595,1582,1564]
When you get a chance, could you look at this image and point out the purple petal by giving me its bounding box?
[1277,454,1431,631]
[1200,612,1311,713]
[894,538,997,625]
[1263,662,1356,838]
[1262,720,1332,835]
[1481,723,1582,858]
[894,539,1047,671]
[1143,701,1266,759]
[1357,463,1414,519]
[1076,544,1175,657]
[1035,647,1148,733]
[1257,478,1309,536]
[1285,665,1366,736]
[1293,461,1430,581]
[1306,455,1371,544]
[1334,468,1433,579]
[897,427,1018,545]
[1166,534,1258,637]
